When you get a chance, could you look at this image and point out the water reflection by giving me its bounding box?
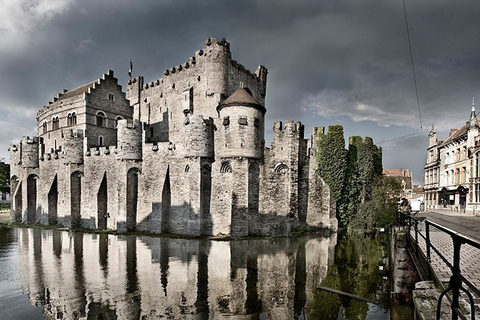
[12,229,390,319]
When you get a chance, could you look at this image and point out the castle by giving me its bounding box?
[9,38,337,237]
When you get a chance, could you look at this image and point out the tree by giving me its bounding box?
[0,159,10,195]
[337,136,362,228]
[316,125,348,201]
[337,136,383,228]
[349,176,401,230]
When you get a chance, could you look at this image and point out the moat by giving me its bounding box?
[0,226,400,319]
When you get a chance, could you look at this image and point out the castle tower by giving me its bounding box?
[204,38,230,104]
[217,88,266,159]
[183,115,214,158]
[20,137,40,168]
[61,129,84,164]
[126,76,144,121]
[116,119,143,161]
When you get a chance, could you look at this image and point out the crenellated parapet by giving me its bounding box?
[272,120,304,146]
[116,119,143,161]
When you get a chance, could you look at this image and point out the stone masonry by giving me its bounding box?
[9,38,337,237]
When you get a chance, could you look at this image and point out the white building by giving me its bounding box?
[424,105,480,214]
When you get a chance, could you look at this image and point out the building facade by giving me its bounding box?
[424,105,480,214]
[9,38,337,237]
[383,168,413,198]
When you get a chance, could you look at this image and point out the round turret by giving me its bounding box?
[117,119,143,160]
[62,129,84,164]
[184,115,214,158]
[217,88,265,159]
[21,137,39,168]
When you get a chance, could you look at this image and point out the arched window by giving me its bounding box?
[274,163,289,174]
[114,115,123,128]
[98,135,104,147]
[220,161,232,173]
[52,116,59,130]
[96,111,106,127]
[42,121,47,134]
[71,112,77,125]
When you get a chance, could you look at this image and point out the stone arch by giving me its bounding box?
[220,161,232,173]
[71,171,83,227]
[161,167,171,233]
[126,167,140,232]
[27,174,38,224]
[48,175,58,225]
[97,172,108,230]
[248,162,260,212]
[274,163,289,174]
[10,176,22,222]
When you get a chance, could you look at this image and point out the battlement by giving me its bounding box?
[86,145,116,157]
[22,136,39,144]
[273,121,304,135]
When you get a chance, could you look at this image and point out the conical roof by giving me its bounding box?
[217,88,266,114]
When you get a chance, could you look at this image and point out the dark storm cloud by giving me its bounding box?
[2,0,480,183]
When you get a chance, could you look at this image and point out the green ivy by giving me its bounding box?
[0,160,9,194]
[316,125,348,201]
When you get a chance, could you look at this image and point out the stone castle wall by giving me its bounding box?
[9,38,336,237]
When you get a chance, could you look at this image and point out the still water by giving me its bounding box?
[0,226,392,319]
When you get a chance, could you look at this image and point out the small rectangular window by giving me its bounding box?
[223,116,230,126]
[108,93,115,101]
[238,117,247,125]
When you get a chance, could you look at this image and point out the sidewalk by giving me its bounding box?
[407,210,480,312]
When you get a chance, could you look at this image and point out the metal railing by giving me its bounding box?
[399,212,479,320]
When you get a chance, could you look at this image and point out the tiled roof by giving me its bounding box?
[442,120,480,146]
[56,81,97,102]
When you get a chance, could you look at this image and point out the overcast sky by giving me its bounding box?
[2,0,480,184]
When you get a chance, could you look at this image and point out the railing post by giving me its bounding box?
[451,236,462,320]
[414,220,419,258]
[426,222,431,262]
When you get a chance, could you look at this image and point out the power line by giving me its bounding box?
[403,0,423,132]
[376,133,417,145]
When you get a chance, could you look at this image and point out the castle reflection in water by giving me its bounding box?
[17,228,336,319]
